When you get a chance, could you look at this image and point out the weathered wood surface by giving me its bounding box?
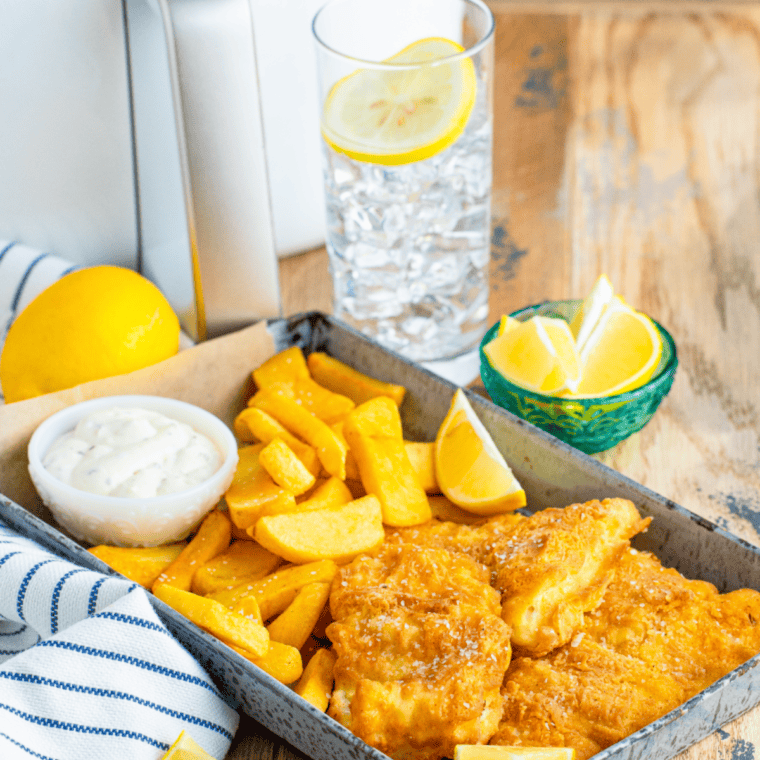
[228,6,760,759]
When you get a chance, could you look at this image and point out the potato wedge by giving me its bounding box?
[250,390,347,479]
[153,584,268,657]
[152,509,231,592]
[296,476,353,512]
[259,437,316,496]
[306,352,406,407]
[266,582,331,650]
[230,640,303,684]
[330,422,360,481]
[191,540,281,596]
[404,441,440,494]
[252,346,355,424]
[207,560,339,613]
[254,494,384,564]
[343,398,431,527]
[231,595,264,625]
[88,543,186,588]
[225,444,297,530]
[294,648,337,711]
[233,407,321,476]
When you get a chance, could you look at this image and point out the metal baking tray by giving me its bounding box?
[2,311,760,760]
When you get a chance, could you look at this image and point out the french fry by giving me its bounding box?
[191,540,281,596]
[233,407,321,476]
[252,346,355,424]
[250,390,347,479]
[229,640,303,684]
[88,543,187,588]
[404,441,440,494]
[207,559,339,612]
[254,494,385,564]
[330,422,361,481]
[231,595,264,625]
[294,648,337,711]
[343,397,431,527]
[225,444,297,530]
[306,351,406,407]
[153,584,269,657]
[258,437,316,496]
[266,582,331,650]
[295,476,353,512]
[152,509,231,592]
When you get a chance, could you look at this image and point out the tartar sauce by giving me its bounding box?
[42,406,223,498]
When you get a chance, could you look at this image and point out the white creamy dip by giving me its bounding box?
[42,406,223,498]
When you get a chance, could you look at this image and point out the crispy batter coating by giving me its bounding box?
[493,547,760,759]
[485,498,650,655]
[327,544,511,760]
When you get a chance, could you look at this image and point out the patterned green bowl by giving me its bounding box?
[479,300,678,455]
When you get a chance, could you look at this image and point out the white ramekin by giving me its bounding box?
[28,395,238,547]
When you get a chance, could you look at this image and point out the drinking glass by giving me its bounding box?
[312,0,495,363]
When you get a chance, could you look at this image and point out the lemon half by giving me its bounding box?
[435,389,526,515]
[322,37,477,165]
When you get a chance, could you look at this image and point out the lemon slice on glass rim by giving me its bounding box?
[322,37,477,165]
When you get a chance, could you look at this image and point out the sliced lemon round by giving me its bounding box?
[569,273,616,353]
[161,731,215,760]
[484,316,581,395]
[455,745,576,760]
[573,301,662,397]
[322,37,477,165]
[435,389,526,515]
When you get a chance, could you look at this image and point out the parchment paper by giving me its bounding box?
[0,321,277,524]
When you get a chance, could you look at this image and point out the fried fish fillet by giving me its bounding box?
[388,499,650,656]
[327,543,512,760]
[485,498,650,655]
[493,547,760,759]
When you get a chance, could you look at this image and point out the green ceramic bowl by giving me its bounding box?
[479,300,678,454]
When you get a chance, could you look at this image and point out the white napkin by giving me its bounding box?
[0,520,239,759]
[0,240,80,362]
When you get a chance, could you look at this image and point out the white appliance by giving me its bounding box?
[0,0,328,340]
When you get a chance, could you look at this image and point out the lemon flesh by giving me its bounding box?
[574,302,662,397]
[435,389,526,515]
[322,37,477,165]
[455,745,576,760]
[484,316,581,395]
[161,730,215,760]
[570,273,616,353]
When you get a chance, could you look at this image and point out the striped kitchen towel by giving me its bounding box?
[0,520,239,759]
[0,240,80,361]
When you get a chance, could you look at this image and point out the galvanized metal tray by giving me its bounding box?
[2,311,760,760]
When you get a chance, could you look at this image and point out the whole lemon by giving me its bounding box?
[0,265,180,403]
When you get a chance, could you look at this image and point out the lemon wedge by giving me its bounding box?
[455,745,576,760]
[322,37,476,165]
[435,389,526,515]
[497,315,520,336]
[484,316,581,395]
[569,273,616,353]
[574,300,662,397]
[161,731,215,760]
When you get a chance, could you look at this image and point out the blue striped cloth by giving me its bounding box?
[0,521,239,759]
[0,241,80,382]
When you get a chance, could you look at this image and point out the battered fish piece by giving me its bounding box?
[486,498,650,655]
[384,512,525,565]
[327,544,512,760]
[492,637,685,760]
[583,547,760,696]
[493,547,760,759]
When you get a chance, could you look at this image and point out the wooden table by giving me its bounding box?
[226,3,760,758]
